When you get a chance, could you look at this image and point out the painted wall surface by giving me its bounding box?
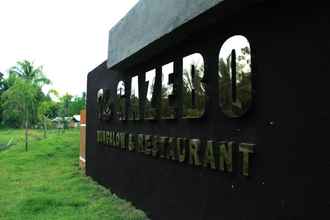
[88,2,330,219]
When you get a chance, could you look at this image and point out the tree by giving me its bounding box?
[0,73,6,122]
[58,93,73,132]
[1,60,52,149]
[6,60,51,127]
[0,72,20,123]
[0,72,3,88]
[38,100,58,138]
[1,78,38,151]
[9,60,50,87]
[68,93,86,116]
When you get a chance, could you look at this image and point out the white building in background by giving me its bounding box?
[52,115,80,128]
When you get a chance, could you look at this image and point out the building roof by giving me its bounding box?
[52,116,78,122]
[73,115,80,122]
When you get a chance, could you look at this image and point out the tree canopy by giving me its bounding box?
[0,60,86,129]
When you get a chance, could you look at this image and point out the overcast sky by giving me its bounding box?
[0,0,138,96]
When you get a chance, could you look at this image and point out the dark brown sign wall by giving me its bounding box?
[86,2,330,219]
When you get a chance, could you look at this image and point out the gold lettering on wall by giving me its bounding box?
[137,134,144,153]
[96,130,256,177]
[239,143,254,176]
[144,135,152,155]
[158,137,167,159]
[96,130,100,143]
[176,138,186,163]
[120,133,126,149]
[115,133,120,148]
[104,132,109,146]
[166,137,177,161]
[219,141,233,172]
[203,141,216,170]
[189,139,201,166]
[128,134,136,151]
[151,136,159,157]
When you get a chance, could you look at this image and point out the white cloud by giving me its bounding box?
[0,0,138,96]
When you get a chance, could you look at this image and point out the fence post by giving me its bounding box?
[80,109,86,170]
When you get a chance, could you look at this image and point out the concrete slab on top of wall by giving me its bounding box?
[107,0,225,69]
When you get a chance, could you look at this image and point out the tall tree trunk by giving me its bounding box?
[25,109,28,152]
[43,116,47,138]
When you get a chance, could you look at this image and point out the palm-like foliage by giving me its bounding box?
[182,63,205,117]
[9,60,50,87]
[7,60,51,125]
[219,47,252,117]
[1,60,51,150]
[0,72,3,90]
[2,78,38,125]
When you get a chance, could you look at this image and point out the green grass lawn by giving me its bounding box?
[0,129,147,220]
